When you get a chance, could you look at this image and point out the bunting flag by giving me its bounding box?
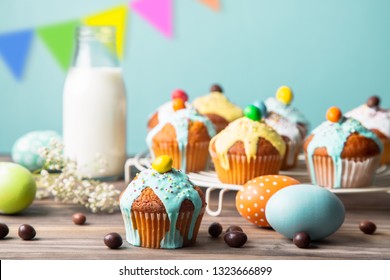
[0,29,33,80]
[198,0,220,11]
[36,20,80,70]
[83,5,128,59]
[130,0,173,38]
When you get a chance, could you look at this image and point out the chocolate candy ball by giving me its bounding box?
[18,224,36,240]
[225,225,243,233]
[359,220,376,234]
[210,84,223,93]
[366,96,380,108]
[208,222,223,238]
[293,232,311,248]
[72,213,86,225]
[244,105,262,121]
[0,223,9,239]
[104,232,123,249]
[224,231,247,248]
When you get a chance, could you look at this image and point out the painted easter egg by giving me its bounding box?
[12,130,62,171]
[0,162,37,214]
[235,175,300,227]
[266,184,345,241]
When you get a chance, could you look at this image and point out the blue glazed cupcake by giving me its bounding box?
[146,107,216,173]
[304,107,383,188]
[120,155,205,249]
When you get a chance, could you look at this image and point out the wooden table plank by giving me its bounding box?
[1,155,390,260]
[1,185,390,260]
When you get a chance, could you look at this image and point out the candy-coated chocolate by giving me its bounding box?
[18,224,36,240]
[171,89,188,102]
[0,223,9,239]
[172,98,186,111]
[359,220,376,234]
[366,96,380,108]
[276,86,293,105]
[253,100,268,118]
[104,232,123,249]
[293,232,311,248]
[152,155,173,173]
[208,222,223,238]
[210,84,223,93]
[326,106,342,123]
[224,231,247,248]
[244,105,262,121]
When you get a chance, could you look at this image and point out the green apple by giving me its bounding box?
[0,162,37,214]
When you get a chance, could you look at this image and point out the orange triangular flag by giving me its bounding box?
[199,0,220,11]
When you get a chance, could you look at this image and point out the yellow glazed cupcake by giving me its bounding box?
[345,96,390,164]
[193,84,243,132]
[120,155,206,249]
[209,105,286,185]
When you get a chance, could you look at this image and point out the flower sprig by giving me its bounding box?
[34,139,120,213]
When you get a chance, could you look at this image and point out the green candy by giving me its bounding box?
[244,105,262,121]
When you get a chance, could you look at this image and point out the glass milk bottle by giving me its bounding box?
[63,26,126,179]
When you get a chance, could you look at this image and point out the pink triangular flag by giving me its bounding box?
[130,0,173,38]
[199,0,220,11]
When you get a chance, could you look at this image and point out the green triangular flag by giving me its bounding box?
[37,20,80,70]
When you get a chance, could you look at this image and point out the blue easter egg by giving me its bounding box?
[265,184,345,241]
[11,130,62,171]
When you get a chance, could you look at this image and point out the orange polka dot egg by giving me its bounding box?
[235,175,300,227]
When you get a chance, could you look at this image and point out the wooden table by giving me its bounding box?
[1,156,390,260]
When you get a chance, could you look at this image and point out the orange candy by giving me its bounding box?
[326,106,342,123]
[235,175,300,227]
[172,98,186,111]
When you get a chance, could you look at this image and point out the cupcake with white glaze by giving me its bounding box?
[120,155,205,249]
[193,84,243,133]
[264,112,303,170]
[345,96,390,164]
[147,102,216,173]
[147,89,191,130]
[304,107,383,189]
[264,86,310,136]
[209,105,286,185]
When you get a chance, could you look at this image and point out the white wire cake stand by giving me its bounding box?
[124,151,390,216]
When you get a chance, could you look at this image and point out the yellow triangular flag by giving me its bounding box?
[83,5,128,59]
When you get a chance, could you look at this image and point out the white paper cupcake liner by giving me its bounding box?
[308,155,381,189]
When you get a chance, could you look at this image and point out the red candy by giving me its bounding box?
[171,89,188,102]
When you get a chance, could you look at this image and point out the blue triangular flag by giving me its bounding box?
[0,29,34,80]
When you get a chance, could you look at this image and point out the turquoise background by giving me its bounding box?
[1,0,390,155]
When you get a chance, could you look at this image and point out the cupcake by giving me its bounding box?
[147,103,216,173]
[304,107,383,189]
[120,155,206,249]
[147,89,191,130]
[345,96,390,164]
[192,84,243,132]
[209,105,286,185]
[264,112,303,170]
[264,86,310,136]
